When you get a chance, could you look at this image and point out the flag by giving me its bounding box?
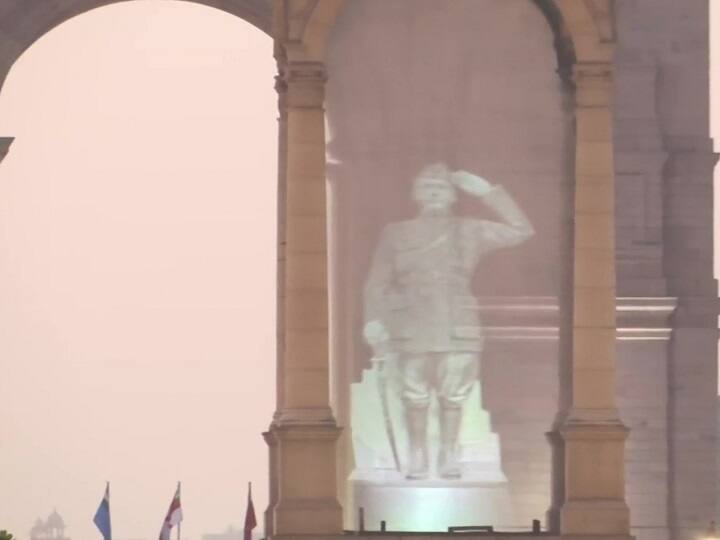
[93,483,112,540]
[159,483,183,540]
[243,483,257,540]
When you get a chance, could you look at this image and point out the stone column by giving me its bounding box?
[560,63,631,537]
[265,60,343,536]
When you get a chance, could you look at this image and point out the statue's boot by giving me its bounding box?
[405,407,429,480]
[438,407,462,479]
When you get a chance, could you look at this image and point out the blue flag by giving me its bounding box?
[93,483,112,540]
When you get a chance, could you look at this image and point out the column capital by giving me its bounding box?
[573,62,614,108]
[279,61,327,109]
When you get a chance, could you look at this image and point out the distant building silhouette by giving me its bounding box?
[30,509,70,540]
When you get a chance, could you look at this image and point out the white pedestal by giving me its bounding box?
[351,480,514,532]
[350,365,511,530]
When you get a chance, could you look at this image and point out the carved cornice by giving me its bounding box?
[617,296,677,341]
[561,412,629,437]
[279,60,327,108]
[284,60,327,84]
[270,406,340,430]
[458,296,677,342]
[573,62,614,106]
[573,62,614,87]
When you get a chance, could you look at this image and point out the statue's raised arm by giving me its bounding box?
[450,169,534,253]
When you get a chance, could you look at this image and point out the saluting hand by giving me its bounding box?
[450,170,493,197]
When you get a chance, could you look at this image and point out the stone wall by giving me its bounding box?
[614,2,718,540]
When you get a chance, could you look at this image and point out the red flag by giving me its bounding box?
[243,483,257,540]
[159,483,183,540]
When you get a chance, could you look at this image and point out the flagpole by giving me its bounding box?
[244,481,256,540]
[177,482,181,540]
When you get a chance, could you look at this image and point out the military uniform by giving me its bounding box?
[364,185,533,410]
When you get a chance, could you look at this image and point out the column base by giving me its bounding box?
[265,419,344,535]
[559,413,631,536]
[273,497,344,536]
[561,500,631,537]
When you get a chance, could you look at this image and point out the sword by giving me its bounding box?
[374,355,402,472]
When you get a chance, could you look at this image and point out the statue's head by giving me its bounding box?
[413,163,456,213]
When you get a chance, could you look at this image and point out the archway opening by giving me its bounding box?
[0,2,276,539]
[326,0,572,531]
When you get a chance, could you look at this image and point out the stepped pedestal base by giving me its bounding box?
[351,478,514,532]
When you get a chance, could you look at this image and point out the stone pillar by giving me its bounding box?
[265,59,343,536]
[664,138,719,540]
[560,63,631,537]
[264,52,288,539]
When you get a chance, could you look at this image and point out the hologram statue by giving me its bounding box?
[363,163,534,480]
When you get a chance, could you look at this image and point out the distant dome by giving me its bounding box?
[46,509,64,529]
[30,517,45,534]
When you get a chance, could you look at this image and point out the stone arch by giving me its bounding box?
[533,0,577,82]
[556,0,615,63]
[0,0,616,79]
[274,0,624,537]
[0,0,615,96]
[0,0,272,92]
[286,0,614,66]
[323,0,577,529]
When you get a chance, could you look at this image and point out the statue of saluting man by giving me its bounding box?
[363,163,534,480]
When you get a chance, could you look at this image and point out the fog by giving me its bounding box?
[0,2,276,539]
[2,1,720,538]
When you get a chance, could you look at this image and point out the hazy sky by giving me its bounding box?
[1,2,720,540]
[0,2,276,539]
